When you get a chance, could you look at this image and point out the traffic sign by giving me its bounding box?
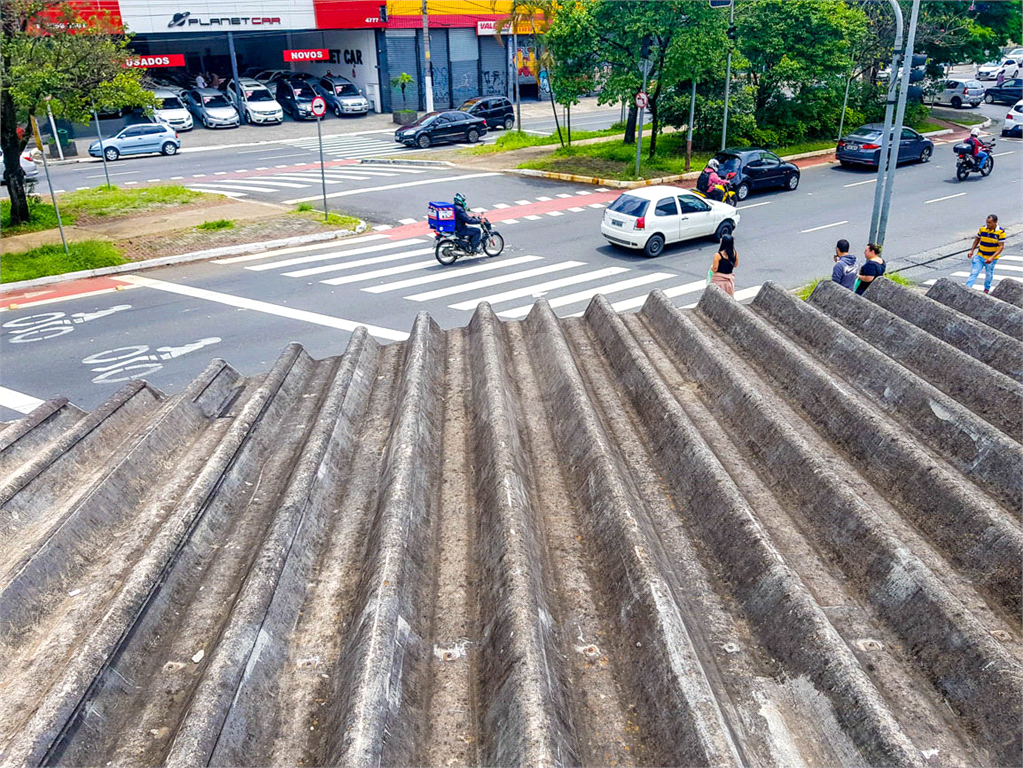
[311,96,327,118]
[635,91,649,109]
[709,0,732,7]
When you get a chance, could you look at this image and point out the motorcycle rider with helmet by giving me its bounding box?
[697,158,731,202]
[965,127,991,170]
[453,192,483,253]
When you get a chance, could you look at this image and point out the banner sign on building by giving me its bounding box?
[125,53,186,67]
[284,48,329,62]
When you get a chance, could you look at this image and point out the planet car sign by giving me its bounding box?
[124,54,186,68]
[283,49,329,62]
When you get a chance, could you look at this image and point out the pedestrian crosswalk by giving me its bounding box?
[184,165,428,198]
[279,132,431,160]
[213,233,762,318]
[923,254,1023,291]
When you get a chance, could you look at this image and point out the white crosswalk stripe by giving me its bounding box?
[325,255,542,287]
[286,247,437,278]
[448,267,629,311]
[363,255,547,293]
[188,186,248,198]
[407,261,586,302]
[278,135,436,160]
[498,273,675,319]
[215,234,389,265]
[247,238,425,271]
[186,181,281,193]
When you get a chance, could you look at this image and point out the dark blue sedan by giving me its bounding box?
[836,124,933,169]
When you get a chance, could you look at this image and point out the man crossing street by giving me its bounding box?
[966,214,1006,294]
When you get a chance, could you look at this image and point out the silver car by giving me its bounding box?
[315,75,371,116]
[0,149,38,184]
[88,123,181,161]
[183,87,240,128]
[933,79,985,109]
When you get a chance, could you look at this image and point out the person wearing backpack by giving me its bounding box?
[697,158,728,201]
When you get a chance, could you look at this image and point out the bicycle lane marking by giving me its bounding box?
[2,305,133,343]
[81,337,222,384]
[1,277,139,310]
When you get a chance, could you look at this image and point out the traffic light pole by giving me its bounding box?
[721,0,735,150]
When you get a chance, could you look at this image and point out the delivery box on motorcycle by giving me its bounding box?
[953,142,972,154]
[428,202,456,233]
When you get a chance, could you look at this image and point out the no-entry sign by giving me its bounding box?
[635,91,649,109]
[125,54,185,68]
[284,49,328,62]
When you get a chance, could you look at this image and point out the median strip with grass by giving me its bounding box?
[796,273,913,300]
[1,240,126,283]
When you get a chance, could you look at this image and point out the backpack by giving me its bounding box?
[696,169,711,193]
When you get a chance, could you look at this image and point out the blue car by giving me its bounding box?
[836,124,933,168]
[88,123,180,161]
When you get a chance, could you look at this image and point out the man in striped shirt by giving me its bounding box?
[966,214,1006,293]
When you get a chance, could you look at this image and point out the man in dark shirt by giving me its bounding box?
[453,192,482,252]
[855,242,886,294]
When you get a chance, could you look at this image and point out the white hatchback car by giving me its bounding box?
[978,58,1021,81]
[1003,99,1023,137]
[601,186,740,257]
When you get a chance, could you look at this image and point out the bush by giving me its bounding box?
[1,240,125,283]
[1,196,73,237]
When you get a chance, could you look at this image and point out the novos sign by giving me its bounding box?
[284,49,329,62]
[125,54,186,68]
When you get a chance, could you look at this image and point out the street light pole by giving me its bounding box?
[32,115,68,255]
[721,0,735,150]
[635,59,650,178]
[512,26,521,130]
[422,0,434,113]
[92,108,112,188]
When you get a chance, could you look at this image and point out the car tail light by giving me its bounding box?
[635,216,645,230]
[861,143,881,149]
[837,141,845,149]
[1009,113,1014,120]
[21,153,32,162]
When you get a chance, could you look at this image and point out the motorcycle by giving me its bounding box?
[434,216,505,265]
[693,171,738,207]
[954,139,995,181]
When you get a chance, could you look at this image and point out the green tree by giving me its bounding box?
[544,1,597,144]
[494,1,560,139]
[1,1,151,225]
[390,72,414,111]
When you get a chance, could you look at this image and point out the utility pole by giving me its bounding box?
[837,74,852,142]
[686,80,697,171]
[92,108,112,188]
[32,115,68,255]
[422,0,434,112]
[721,0,736,150]
[635,37,651,179]
[227,31,245,123]
[513,26,522,129]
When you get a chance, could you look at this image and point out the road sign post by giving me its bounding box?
[635,59,651,178]
[311,96,329,222]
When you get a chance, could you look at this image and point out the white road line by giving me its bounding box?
[247,174,341,183]
[147,178,161,182]
[354,166,427,173]
[503,219,520,225]
[215,234,390,264]
[255,166,269,170]
[285,247,436,278]
[993,263,1023,272]
[948,271,1006,281]
[923,279,937,286]
[568,207,585,212]
[235,169,248,172]
[214,171,228,175]
[283,172,501,204]
[231,178,309,188]
[536,196,552,202]
[800,220,848,233]
[408,260,581,301]
[556,193,572,198]
[373,225,393,231]
[185,181,281,193]
[449,267,629,311]
[0,284,139,311]
[275,164,289,168]
[0,385,45,414]
[365,256,546,293]
[498,273,674,319]
[492,203,510,209]
[999,255,1023,262]
[595,188,610,192]
[524,214,543,220]
[739,201,773,209]
[247,238,426,271]
[992,151,1015,156]
[328,255,542,288]
[193,174,207,177]
[844,179,876,187]
[170,175,184,180]
[115,275,406,341]
[587,203,605,209]
[187,187,248,198]
[398,217,420,225]
[610,279,706,311]
[237,150,308,157]
[76,186,89,190]
[123,182,137,186]
[575,190,593,195]
[515,200,531,205]
[733,286,762,301]
[924,192,966,205]
[86,171,137,178]
[546,211,565,217]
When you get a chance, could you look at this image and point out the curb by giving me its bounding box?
[360,158,456,167]
[1,221,368,293]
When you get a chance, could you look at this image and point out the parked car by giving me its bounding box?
[276,78,320,120]
[394,110,488,148]
[601,187,739,257]
[314,75,371,116]
[1003,99,1023,137]
[984,77,1023,105]
[222,78,283,124]
[254,69,298,96]
[183,88,240,128]
[932,78,985,108]
[836,124,933,168]
[978,58,1021,81]
[458,96,515,130]
[146,75,187,96]
[88,123,180,161]
[711,148,801,201]
[151,89,193,131]
[0,149,39,184]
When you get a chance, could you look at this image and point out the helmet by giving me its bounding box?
[708,157,720,170]
[454,192,467,209]
[971,127,981,137]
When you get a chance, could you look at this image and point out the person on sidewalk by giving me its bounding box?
[709,233,738,297]
[195,72,207,89]
[831,238,858,290]
[854,243,885,295]
[996,69,1006,87]
[966,214,1006,293]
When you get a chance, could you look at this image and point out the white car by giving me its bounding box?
[223,78,283,125]
[601,186,739,257]
[978,58,1020,80]
[152,89,193,131]
[1003,99,1023,137]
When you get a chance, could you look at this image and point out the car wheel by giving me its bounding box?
[202,115,211,128]
[919,145,932,162]
[161,142,177,156]
[786,173,799,190]
[417,133,431,149]
[334,104,342,117]
[951,96,962,109]
[735,182,751,201]
[504,116,514,130]
[104,147,120,161]
[984,92,994,104]
[467,128,480,143]
[643,233,665,258]
[715,221,734,241]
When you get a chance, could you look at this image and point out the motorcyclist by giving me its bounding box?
[697,158,731,202]
[453,192,482,252]
[965,127,990,169]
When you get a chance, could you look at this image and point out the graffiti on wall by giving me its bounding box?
[515,47,538,78]
[481,68,506,95]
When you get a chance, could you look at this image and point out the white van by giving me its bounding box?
[223,78,284,125]
[152,89,193,131]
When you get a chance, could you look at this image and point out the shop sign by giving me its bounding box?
[477,20,497,35]
[284,49,329,62]
[166,11,282,28]
[311,0,385,29]
[125,54,186,68]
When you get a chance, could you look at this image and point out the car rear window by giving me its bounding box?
[967,80,982,88]
[849,127,878,138]
[608,195,649,217]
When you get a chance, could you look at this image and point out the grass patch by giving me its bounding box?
[1,198,75,237]
[887,271,913,286]
[796,272,912,301]
[467,123,652,155]
[1,240,125,283]
[289,205,361,229]
[60,184,206,218]
[521,132,714,180]
[941,111,987,126]
[196,219,234,231]
[913,119,948,133]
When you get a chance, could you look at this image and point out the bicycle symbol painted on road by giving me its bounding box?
[2,305,133,344]
[81,337,221,384]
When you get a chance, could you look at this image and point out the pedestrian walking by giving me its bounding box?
[996,69,1006,87]
[709,234,738,297]
[966,214,1006,293]
[831,238,858,290]
[854,243,885,295]
[195,72,207,89]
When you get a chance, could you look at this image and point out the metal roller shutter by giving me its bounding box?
[420,29,450,109]
[386,30,420,111]
[479,36,507,96]
[449,28,479,106]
